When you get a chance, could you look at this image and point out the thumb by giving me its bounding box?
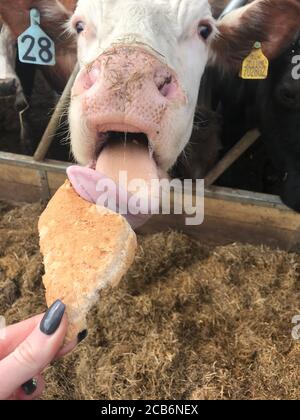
[0,300,67,400]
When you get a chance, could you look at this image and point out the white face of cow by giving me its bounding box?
[0,24,28,112]
[68,0,300,192]
[69,0,216,176]
[0,25,22,98]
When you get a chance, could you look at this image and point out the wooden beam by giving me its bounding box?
[205,129,260,187]
[0,151,69,202]
[1,151,300,251]
[33,64,79,162]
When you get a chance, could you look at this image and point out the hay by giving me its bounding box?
[0,201,299,400]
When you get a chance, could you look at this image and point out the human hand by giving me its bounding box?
[0,300,82,400]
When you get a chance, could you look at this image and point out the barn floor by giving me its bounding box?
[0,201,299,400]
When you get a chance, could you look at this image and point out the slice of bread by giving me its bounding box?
[38,181,137,343]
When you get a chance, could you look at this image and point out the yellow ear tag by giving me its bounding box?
[240,42,269,80]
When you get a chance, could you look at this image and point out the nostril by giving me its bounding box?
[72,64,101,97]
[154,71,173,98]
[0,78,17,97]
[88,66,101,85]
[84,66,101,90]
[158,76,172,97]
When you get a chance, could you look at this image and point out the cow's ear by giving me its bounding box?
[0,0,73,39]
[57,0,77,13]
[211,0,300,70]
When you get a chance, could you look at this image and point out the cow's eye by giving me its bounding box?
[75,21,85,34]
[198,23,213,41]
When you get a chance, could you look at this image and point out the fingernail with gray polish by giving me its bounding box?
[22,378,37,396]
[40,300,65,335]
[77,329,88,343]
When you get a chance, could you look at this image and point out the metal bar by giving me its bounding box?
[0,149,288,209]
[204,185,286,208]
[205,129,260,187]
[219,0,249,20]
[0,151,70,173]
[33,63,79,162]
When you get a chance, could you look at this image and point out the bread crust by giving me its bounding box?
[38,181,137,343]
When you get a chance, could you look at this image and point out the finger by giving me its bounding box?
[56,338,77,358]
[0,315,43,360]
[14,374,45,401]
[57,329,88,359]
[1,315,86,360]
[0,300,67,400]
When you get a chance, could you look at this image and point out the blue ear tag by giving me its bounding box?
[18,8,56,66]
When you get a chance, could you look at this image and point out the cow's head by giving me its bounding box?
[0,24,28,113]
[0,0,77,93]
[272,33,300,110]
[69,0,215,174]
[69,0,300,186]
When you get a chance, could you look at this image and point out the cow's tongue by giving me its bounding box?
[95,139,159,189]
[67,138,162,229]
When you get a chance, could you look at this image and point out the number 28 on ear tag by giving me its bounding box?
[18,8,55,66]
[240,42,269,80]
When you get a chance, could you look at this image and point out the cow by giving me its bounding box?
[0,23,24,102]
[0,0,76,93]
[1,0,300,215]
[0,0,77,153]
[207,22,300,211]
[171,106,222,180]
[0,0,77,94]
[257,33,300,211]
[0,22,32,152]
[67,0,300,202]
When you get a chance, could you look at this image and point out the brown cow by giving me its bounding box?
[0,0,77,93]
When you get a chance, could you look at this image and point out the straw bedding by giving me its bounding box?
[0,201,299,400]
